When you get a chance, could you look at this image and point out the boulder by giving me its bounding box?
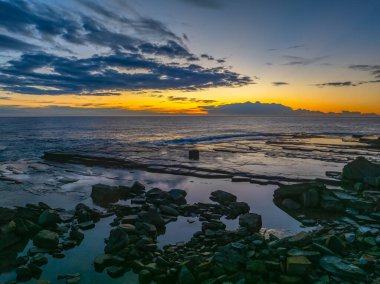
[0,207,15,225]
[139,210,165,229]
[286,256,312,276]
[302,188,319,208]
[239,213,262,232]
[38,210,60,227]
[91,184,129,205]
[159,205,179,216]
[274,182,325,200]
[104,227,129,254]
[131,181,145,193]
[210,190,237,205]
[227,202,250,217]
[281,198,301,210]
[320,256,367,281]
[342,157,380,184]
[168,189,187,205]
[33,230,59,249]
[94,254,115,272]
[178,265,196,284]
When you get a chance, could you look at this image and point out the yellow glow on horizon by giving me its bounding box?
[1,81,380,115]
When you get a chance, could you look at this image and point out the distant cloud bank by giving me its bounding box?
[204,101,378,117]
[1,101,377,117]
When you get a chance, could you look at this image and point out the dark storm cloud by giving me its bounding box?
[0,0,251,95]
[0,52,252,95]
[283,55,328,66]
[181,0,223,9]
[0,34,38,51]
[272,82,289,86]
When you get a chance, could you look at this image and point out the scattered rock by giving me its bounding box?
[33,230,59,249]
[239,213,262,232]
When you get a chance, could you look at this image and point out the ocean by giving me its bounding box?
[1,116,379,161]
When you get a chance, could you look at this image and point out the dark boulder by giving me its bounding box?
[210,190,237,205]
[105,227,129,254]
[342,157,380,185]
[239,213,262,232]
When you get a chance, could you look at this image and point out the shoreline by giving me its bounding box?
[0,156,379,283]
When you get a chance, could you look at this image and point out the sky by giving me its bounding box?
[0,0,379,116]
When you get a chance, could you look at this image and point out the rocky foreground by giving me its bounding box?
[0,157,379,283]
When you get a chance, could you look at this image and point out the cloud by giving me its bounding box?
[315,80,380,88]
[272,81,289,86]
[77,91,122,96]
[315,81,357,87]
[181,0,223,9]
[0,0,252,95]
[204,101,378,116]
[0,52,252,95]
[283,55,328,66]
[0,105,158,116]
[0,34,38,51]
[167,96,217,104]
[349,64,380,79]
[0,96,12,100]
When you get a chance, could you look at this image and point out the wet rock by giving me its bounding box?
[278,275,303,284]
[78,221,95,230]
[188,149,199,160]
[91,184,131,205]
[319,256,367,281]
[168,189,187,205]
[38,209,60,227]
[106,266,125,278]
[325,235,345,254]
[159,205,179,216]
[227,201,250,217]
[118,224,137,234]
[31,253,48,266]
[286,256,312,276]
[287,249,321,263]
[239,213,262,232]
[28,262,42,278]
[33,230,59,249]
[210,190,237,205]
[246,260,267,274]
[344,232,355,243]
[281,198,301,210]
[139,209,165,229]
[302,188,319,208]
[16,265,32,282]
[139,269,152,284]
[0,207,15,226]
[178,265,196,284]
[320,194,345,212]
[104,227,129,254]
[288,232,312,246]
[69,228,84,242]
[202,220,226,231]
[121,215,139,224]
[131,181,145,193]
[342,156,380,184]
[94,254,115,272]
